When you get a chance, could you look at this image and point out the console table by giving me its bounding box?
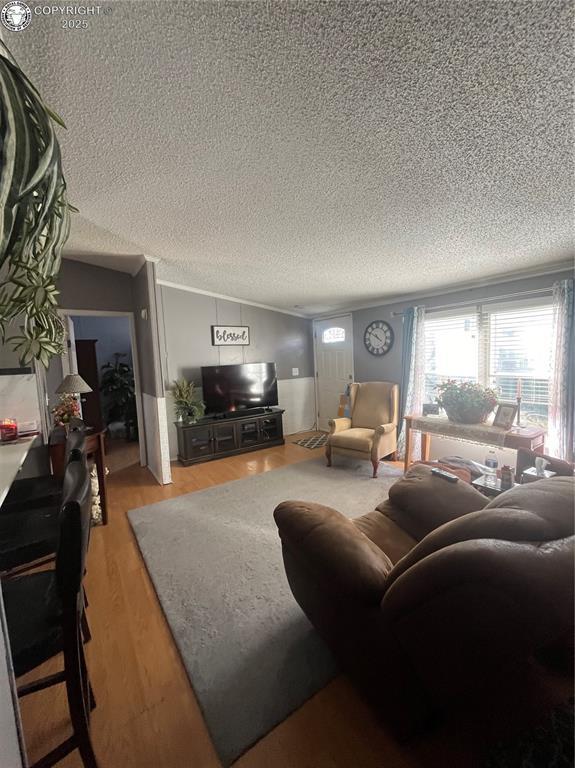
[403,415,545,472]
[176,409,285,466]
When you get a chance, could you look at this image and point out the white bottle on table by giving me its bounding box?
[484,450,498,487]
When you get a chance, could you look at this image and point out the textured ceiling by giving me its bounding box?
[8,0,574,315]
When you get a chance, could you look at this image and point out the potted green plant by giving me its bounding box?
[0,42,75,366]
[435,380,498,424]
[172,379,206,424]
[100,355,137,438]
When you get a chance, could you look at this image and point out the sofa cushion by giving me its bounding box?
[381,464,488,540]
[329,427,374,453]
[354,507,417,564]
[412,461,472,484]
[485,476,575,538]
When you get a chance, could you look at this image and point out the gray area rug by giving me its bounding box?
[128,457,402,765]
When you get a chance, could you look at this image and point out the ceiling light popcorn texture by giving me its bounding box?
[8,1,573,315]
[0,42,73,366]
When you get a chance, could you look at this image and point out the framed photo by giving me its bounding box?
[493,402,517,429]
[211,325,250,346]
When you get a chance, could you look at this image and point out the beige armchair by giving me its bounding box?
[326,381,399,477]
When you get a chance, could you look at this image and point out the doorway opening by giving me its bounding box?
[45,311,145,475]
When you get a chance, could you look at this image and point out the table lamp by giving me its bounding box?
[55,374,93,396]
[53,374,92,429]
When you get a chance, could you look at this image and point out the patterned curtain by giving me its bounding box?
[548,278,575,461]
[396,306,426,460]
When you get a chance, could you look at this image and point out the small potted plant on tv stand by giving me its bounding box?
[172,379,206,424]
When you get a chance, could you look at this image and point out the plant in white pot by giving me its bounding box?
[172,379,206,424]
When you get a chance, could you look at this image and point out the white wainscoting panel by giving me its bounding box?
[142,393,172,485]
[277,377,316,436]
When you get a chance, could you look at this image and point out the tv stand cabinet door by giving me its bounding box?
[238,418,261,448]
[259,413,283,442]
[213,421,238,453]
[182,424,214,459]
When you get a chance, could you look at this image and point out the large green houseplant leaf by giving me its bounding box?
[0,41,73,366]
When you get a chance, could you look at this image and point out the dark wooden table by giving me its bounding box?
[49,428,108,525]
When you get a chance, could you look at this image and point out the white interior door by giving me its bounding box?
[314,315,354,431]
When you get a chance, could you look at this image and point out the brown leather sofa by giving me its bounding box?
[274,466,575,738]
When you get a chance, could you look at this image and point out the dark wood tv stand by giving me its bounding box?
[175,408,285,466]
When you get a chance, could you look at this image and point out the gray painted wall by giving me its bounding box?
[159,285,314,388]
[57,259,134,313]
[353,270,573,384]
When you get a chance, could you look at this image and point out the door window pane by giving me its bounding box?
[322,327,345,343]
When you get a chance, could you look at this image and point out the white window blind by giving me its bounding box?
[423,296,554,430]
[483,301,553,429]
[424,311,479,403]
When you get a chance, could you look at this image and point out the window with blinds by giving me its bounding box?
[424,296,554,429]
[424,311,479,403]
[483,300,554,429]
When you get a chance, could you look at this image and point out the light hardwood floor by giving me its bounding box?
[15,436,490,767]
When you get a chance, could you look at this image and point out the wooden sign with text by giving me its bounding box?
[211,325,250,346]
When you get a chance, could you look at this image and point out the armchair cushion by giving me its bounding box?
[351,381,398,430]
[274,500,393,603]
[381,464,488,540]
[329,427,374,453]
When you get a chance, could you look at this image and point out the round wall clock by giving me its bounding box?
[364,320,394,356]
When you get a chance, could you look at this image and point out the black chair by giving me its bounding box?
[2,455,99,768]
[0,433,86,576]
[2,425,86,514]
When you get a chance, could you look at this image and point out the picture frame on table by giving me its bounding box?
[493,402,518,430]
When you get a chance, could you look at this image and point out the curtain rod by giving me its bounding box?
[391,286,553,317]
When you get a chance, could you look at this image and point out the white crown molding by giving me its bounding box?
[311,260,574,318]
[156,279,309,319]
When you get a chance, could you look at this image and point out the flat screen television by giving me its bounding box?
[201,362,278,415]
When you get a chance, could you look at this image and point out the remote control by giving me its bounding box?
[431,467,459,483]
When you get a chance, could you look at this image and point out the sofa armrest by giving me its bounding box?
[328,417,351,434]
[274,500,393,603]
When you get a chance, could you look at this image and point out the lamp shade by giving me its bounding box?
[55,373,92,395]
